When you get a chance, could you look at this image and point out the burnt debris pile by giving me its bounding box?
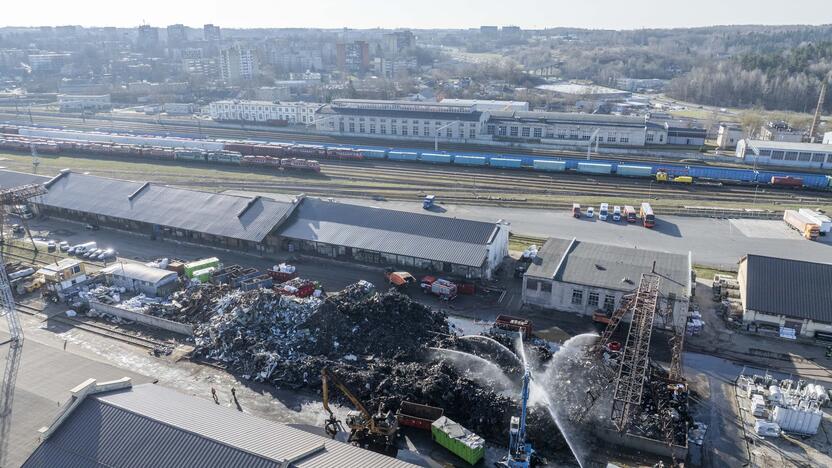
[147,283,564,456]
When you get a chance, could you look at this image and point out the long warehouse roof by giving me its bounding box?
[278,197,500,267]
[24,383,415,468]
[743,254,832,323]
[38,171,298,242]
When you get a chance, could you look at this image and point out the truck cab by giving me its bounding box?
[612,206,622,221]
[624,205,637,223]
[423,195,436,210]
[572,203,581,218]
[599,203,609,221]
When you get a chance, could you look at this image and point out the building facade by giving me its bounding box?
[760,121,805,142]
[717,124,743,150]
[736,139,832,170]
[486,110,649,147]
[336,41,370,73]
[101,262,180,297]
[203,24,221,42]
[219,44,256,84]
[315,99,487,141]
[523,238,692,331]
[738,254,832,341]
[57,94,112,112]
[209,100,323,124]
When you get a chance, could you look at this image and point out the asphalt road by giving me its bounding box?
[229,191,832,269]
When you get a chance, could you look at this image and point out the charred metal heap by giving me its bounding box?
[149,283,563,456]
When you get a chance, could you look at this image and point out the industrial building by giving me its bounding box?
[3,169,509,279]
[735,139,832,169]
[57,94,112,112]
[439,99,529,112]
[486,110,649,146]
[522,237,692,330]
[275,197,509,279]
[209,100,323,124]
[219,44,257,84]
[738,254,832,341]
[101,262,180,296]
[717,124,743,150]
[24,378,415,468]
[760,120,805,142]
[315,99,488,141]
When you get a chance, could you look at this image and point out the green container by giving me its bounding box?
[184,257,220,278]
[431,416,485,465]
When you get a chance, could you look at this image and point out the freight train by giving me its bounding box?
[2,125,831,190]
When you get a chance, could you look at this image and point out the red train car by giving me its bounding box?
[770,176,804,188]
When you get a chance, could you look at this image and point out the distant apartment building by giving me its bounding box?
[760,120,804,142]
[716,124,743,150]
[27,53,71,72]
[209,100,323,124]
[203,24,221,42]
[375,56,417,78]
[480,26,499,35]
[58,94,111,112]
[253,81,315,101]
[136,25,160,51]
[0,49,26,70]
[166,24,187,47]
[383,31,415,55]
[336,41,370,73]
[501,26,522,36]
[220,44,257,84]
[269,47,323,73]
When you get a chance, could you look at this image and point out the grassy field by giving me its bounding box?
[508,234,547,253]
[692,264,737,281]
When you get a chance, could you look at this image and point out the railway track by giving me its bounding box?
[0,109,763,168]
[15,301,174,352]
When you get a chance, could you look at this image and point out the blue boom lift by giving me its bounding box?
[498,365,534,467]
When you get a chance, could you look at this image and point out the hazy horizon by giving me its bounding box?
[2,0,831,30]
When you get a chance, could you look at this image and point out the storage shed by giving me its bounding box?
[101,262,179,297]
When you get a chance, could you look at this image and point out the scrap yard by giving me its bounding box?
[1,121,831,468]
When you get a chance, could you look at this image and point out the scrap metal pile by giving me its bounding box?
[146,282,563,455]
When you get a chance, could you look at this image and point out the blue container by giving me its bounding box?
[455,156,487,166]
[576,162,613,174]
[532,160,566,172]
[420,152,452,164]
[361,149,388,159]
[389,151,419,161]
[490,157,523,169]
[617,165,653,177]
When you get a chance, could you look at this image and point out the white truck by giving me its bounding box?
[798,209,831,236]
[599,203,609,221]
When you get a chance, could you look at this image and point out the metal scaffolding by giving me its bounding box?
[0,183,48,466]
[611,273,661,432]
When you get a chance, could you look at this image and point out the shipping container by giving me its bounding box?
[420,152,452,164]
[493,314,533,339]
[431,416,485,465]
[616,165,653,177]
[184,257,221,279]
[783,210,820,240]
[489,157,523,169]
[532,159,566,172]
[772,406,822,435]
[396,402,444,430]
[388,151,419,161]
[576,162,613,174]
[359,149,388,159]
[454,155,487,166]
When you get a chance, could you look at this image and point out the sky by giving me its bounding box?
[2,0,831,30]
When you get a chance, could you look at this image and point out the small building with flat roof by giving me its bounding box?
[523,237,692,331]
[101,262,180,296]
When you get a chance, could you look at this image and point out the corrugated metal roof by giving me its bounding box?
[743,254,832,323]
[278,198,498,268]
[526,237,690,298]
[321,106,484,122]
[488,110,645,127]
[24,383,415,468]
[746,139,832,153]
[102,262,178,284]
[0,169,50,188]
[37,172,296,242]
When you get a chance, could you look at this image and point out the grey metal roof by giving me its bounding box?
[37,172,297,242]
[526,237,690,298]
[488,110,645,127]
[320,105,484,122]
[278,197,499,268]
[102,262,178,285]
[743,254,832,323]
[745,139,832,153]
[24,383,415,468]
[0,169,50,188]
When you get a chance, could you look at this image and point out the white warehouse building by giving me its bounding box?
[486,110,652,147]
[208,100,323,125]
[736,139,832,170]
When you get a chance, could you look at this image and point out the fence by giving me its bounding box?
[89,299,193,336]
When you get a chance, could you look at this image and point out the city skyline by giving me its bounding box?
[2,0,831,30]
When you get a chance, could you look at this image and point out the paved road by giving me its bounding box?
[227,190,832,269]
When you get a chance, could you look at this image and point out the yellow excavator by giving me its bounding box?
[321,367,399,456]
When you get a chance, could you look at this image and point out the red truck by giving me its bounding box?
[396,401,444,430]
[420,276,458,301]
[493,315,533,339]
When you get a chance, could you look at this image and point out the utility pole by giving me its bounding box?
[586,129,599,160]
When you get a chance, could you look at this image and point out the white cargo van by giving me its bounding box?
[599,203,609,221]
[612,206,621,221]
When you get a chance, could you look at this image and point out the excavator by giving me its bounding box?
[321,367,399,456]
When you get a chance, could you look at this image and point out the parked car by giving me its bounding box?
[47,241,56,252]
[586,207,595,218]
[85,248,103,259]
[11,224,24,235]
[58,241,70,252]
[84,223,100,231]
[97,248,116,261]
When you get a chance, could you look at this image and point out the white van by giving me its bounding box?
[613,206,622,221]
[599,203,609,221]
[586,207,595,218]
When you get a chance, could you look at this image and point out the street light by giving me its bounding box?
[435,121,460,152]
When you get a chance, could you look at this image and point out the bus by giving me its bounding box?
[624,205,637,223]
[640,202,655,228]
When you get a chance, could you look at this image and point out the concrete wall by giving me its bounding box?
[89,300,193,336]
[485,223,510,279]
[594,427,687,460]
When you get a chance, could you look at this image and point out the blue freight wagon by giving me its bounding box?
[489,157,523,169]
[532,159,567,172]
[455,155,487,166]
[616,165,653,177]
[420,152,452,164]
[360,149,388,159]
[576,162,613,174]
[389,151,419,161]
